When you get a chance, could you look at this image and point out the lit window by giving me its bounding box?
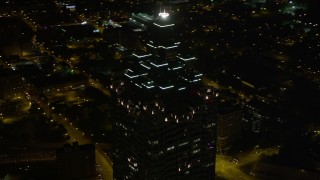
[167,146,175,151]
[192,149,200,154]
[193,138,200,142]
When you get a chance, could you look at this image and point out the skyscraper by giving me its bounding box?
[113,10,217,179]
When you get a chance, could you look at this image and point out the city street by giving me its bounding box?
[17,11,113,179]
[4,1,318,179]
[216,147,279,180]
[37,100,113,180]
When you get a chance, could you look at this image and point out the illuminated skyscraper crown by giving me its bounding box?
[153,9,174,28]
[159,9,169,19]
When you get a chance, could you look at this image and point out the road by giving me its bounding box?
[96,146,113,180]
[18,11,113,179]
[89,78,111,97]
[216,155,253,180]
[216,147,279,180]
[37,100,113,179]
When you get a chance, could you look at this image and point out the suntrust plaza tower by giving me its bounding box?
[113,10,217,180]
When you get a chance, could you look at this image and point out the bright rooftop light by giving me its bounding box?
[159,12,169,19]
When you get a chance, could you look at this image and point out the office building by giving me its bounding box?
[114,10,217,179]
[217,104,242,152]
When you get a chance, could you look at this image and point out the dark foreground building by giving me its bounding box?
[114,11,217,180]
[56,142,96,180]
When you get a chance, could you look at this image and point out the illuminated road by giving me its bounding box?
[89,78,111,97]
[96,146,113,180]
[216,147,279,180]
[37,101,113,180]
[18,12,113,179]
[216,155,257,180]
